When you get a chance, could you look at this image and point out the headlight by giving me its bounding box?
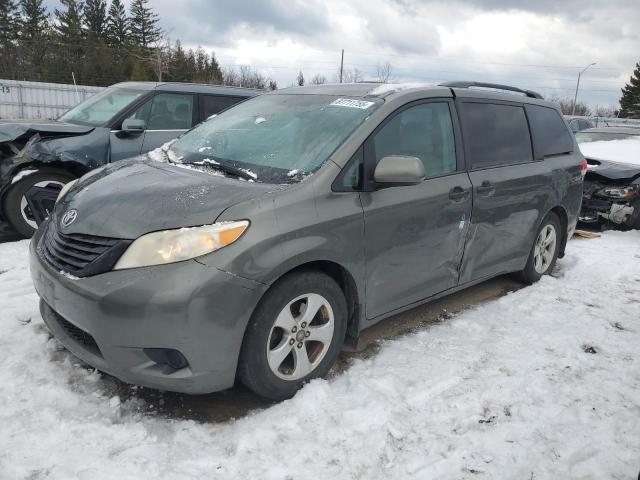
[113,221,249,270]
[56,179,78,203]
[595,185,639,199]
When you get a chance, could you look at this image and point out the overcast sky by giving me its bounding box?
[49,0,640,108]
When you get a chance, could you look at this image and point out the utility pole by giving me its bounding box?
[339,49,344,83]
[572,62,596,115]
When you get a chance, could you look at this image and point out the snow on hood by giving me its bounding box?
[579,136,640,167]
[55,160,274,239]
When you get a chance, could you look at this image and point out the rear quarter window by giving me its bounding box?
[201,95,246,120]
[459,102,533,169]
[526,105,574,157]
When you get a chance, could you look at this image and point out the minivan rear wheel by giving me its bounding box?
[517,212,561,284]
[238,270,347,401]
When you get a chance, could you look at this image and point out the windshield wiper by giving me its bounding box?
[197,159,258,182]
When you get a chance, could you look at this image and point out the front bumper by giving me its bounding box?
[30,228,268,394]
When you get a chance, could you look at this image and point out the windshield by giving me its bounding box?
[60,87,146,126]
[169,94,382,183]
[575,131,635,144]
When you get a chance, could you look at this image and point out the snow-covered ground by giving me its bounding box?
[0,233,639,480]
[579,136,640,166]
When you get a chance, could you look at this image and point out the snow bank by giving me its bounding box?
[579,136,640,166]
[0,233,639,479]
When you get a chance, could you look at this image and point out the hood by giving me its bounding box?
[0,119,94,143]
[56,158,279,239]
[585,157,640,182]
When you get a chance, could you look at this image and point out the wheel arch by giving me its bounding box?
[549,205,569,258]
[258,258,363,347]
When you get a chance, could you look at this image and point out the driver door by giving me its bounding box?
[110,97,151,161]
[109,93,195,161]
[360,100,472,319]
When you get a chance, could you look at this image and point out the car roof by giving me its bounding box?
[580,126,640,135]
[272,82,555,106]
[110,81,261,97]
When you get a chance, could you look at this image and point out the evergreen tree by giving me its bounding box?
[54,0,84,42]
[129,0,161,48]
[105,0,128,47]
[207,49,222,84]
[619,62,640,118]
[83,0,106,38]
[54,0,86,82]
[297,70,304,86]
[17,0,50,80]
[18,0,48,43]
[0,0,19,45]
[0,0,20,78]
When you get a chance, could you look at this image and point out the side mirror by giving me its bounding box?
[374,155,425,186]
[122,118,146,135]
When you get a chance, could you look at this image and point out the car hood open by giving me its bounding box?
[0,119,94,144]
[55,159,280,239]
[585,157,640,182]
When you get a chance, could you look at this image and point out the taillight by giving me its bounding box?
[579,158,588,178]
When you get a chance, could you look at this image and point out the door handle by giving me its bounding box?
[476,181,495,196]
[449,186,470,201]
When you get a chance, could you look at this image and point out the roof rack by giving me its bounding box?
[439,81,543,99]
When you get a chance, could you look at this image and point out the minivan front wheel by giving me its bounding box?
[518,212,561,284]
[4,170,75,238]
[238,271,347,401]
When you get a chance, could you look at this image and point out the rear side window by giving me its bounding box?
[460,102,533,169]
[201,95,245,120]
[526,105,574,157]
[372,102,456,177]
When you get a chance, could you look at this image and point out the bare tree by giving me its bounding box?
[548,95,592,116]
[222,65,271,89]
[335,67,362,83]
[376,61,393,83]
[594,105,618,117]
[310,73,327,85]
[149,36,171,82]
[131,34,171,81]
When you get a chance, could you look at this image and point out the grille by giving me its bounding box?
[39,220,130,277]
[56,314,102,357]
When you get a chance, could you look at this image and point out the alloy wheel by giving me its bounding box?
[266,293,335,381]
[533,224,557,274]
[20,180,65,229]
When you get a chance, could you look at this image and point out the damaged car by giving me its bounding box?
[30,82,584,400]
[0,82,259,237]
[577,127,640,229]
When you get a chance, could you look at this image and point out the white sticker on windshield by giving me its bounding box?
[330,98,375,109]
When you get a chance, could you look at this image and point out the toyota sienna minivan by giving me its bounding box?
[30,81,586,400]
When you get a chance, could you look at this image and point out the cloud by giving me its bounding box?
[43,0,640,107]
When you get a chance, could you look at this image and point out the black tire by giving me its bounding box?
[516,212,562,284]
[238,270,348,401]
[3,170,75,238]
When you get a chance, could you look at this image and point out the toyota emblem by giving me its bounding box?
[61,209,78,228]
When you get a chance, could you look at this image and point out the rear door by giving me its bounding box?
[457,100,552,283]
[360,100,472,319]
